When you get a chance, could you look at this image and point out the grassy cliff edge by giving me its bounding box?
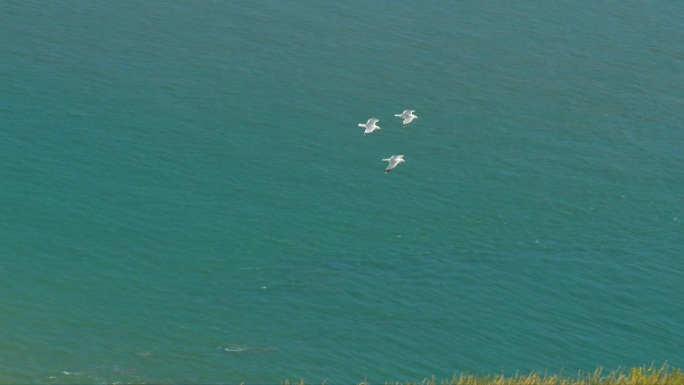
[282,364,683,385]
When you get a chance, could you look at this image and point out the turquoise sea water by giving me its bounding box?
[2,1,683,383]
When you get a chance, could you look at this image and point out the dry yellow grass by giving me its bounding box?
[281,363,684,385]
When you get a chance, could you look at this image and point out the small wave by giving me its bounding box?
[223,344,248,352]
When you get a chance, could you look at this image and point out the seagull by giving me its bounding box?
[358,118,381,135]
[394,110,418,127]
[382,155,405,173]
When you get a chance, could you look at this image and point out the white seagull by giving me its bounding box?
[394,110,418,127]
[358,118,381,135]
[382,155,405,173]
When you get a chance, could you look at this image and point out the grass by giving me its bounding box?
[281,364,684,385]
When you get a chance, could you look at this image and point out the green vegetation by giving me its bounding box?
[282,364,684,385]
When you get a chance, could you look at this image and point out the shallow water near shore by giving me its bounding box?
[1,1,683,383]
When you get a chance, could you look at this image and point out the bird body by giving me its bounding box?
[358,118,381,135]
[382,155,405,173]
[394,110,418,126]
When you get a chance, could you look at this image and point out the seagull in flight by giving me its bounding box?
[382,155,405,173]
[394,110,418,127]
[358,118,381,135]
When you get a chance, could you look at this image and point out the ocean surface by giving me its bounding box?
[1,1,683,383]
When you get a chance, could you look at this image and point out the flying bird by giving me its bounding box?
[382,155,405,173]
[394,110,418,127]
[358,118,381,135]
